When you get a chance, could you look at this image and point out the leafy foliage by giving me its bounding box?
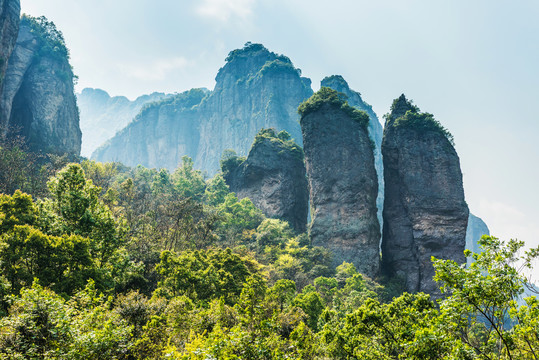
[388,94,455,146]
[298,87,370,129]
[220,149,246,176]
[22,15,70,61]
[1,155,538,359]
[253,128,304,160]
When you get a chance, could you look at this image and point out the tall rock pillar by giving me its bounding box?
[381,94,469,297]
[0,0,20,118]
[299,88,380,278]
[223,128,309,233]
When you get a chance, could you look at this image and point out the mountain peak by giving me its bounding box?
[215,42,300,87]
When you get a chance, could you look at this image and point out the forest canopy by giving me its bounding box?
[0,156,537,359]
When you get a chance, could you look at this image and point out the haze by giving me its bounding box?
[20,0,539,261]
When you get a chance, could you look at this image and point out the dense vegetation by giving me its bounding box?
[252,128,304,160]
[1,150,538,358]
[22,15,76,85]
[298,87,370,129]
[389,94,455,145]
[22,14,70,61]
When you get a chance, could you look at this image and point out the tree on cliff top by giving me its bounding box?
[298,87,369,129]
[387,94,455,145]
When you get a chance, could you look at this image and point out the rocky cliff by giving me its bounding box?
[78,88,169,157]
[465,213,490,265]
[93,43,313,173]
[0,15,80,156]
[223,128,308,233]
[0,0,19,96]
[299,88,380,277]
[93,88,207,168]
[381,94,469,297]
[321,75,384,233]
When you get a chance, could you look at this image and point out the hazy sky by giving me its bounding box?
[21,0,539,261]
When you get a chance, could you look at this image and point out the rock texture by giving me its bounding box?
[0,0,20,96]
[223,128,308,233]
[465,213,490,266]
[93,43,313,173]
[321,75,384,233]
[93,89,207,168]
[78,88,169,157]
[381,94,469,297]
[0,16,81,156]
[300,88,380,277]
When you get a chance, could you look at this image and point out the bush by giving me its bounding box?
[298,87,369,129]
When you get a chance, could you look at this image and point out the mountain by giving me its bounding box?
[321,75,384,233]
[223,128,308,233]
[381,94,469,297]
[465,213,490,265]
[92,42,313,173]
[0,0,20,98]
[77,88,169,157]
[299,88,380,278]
[0,15,80,156]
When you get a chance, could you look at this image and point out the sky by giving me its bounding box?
[21,0,539,267]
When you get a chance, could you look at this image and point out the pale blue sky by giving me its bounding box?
[21,1,539,263]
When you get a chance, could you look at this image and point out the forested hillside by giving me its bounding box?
[0,3,535,359]
[0,156,537,359]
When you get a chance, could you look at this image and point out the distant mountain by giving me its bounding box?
[77,88,170,157]
[92,43,313,172]
[465,213,490,265]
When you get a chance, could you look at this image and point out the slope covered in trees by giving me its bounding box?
[0,158,537,359]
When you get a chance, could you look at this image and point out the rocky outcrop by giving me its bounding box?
[381,94,469,297]
[78,88,169,157]
[93,89,207,168]
[0,16,81,156]
[0,0,20,95]
[299,88,380,277]
[465,213,490,265]
[93,43,313,173]
[321,75,384,233]
[223,128,308,233]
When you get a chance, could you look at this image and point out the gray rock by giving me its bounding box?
[300,89,380,277]
[0,0,20,96]
[320,75,384,236]
[93,43,313,174]
[465,213,490,265]
[0,16,80,156]
[77,88,170,157]
[92,89,207,169]
[381,94,469,297]
[224,128,308,233]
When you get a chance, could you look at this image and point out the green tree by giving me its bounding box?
[155,248,259,305]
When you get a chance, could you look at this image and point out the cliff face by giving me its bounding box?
[381,94,469,297]
[0,16,81,156]
[92,89,207,169]
[465,213,490,266]
[0,0,20,95]
[299,88,380,277]
[78,88,169,157]
[93,43,313,173]
[224,129,308,233]
[321,75,384,233]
